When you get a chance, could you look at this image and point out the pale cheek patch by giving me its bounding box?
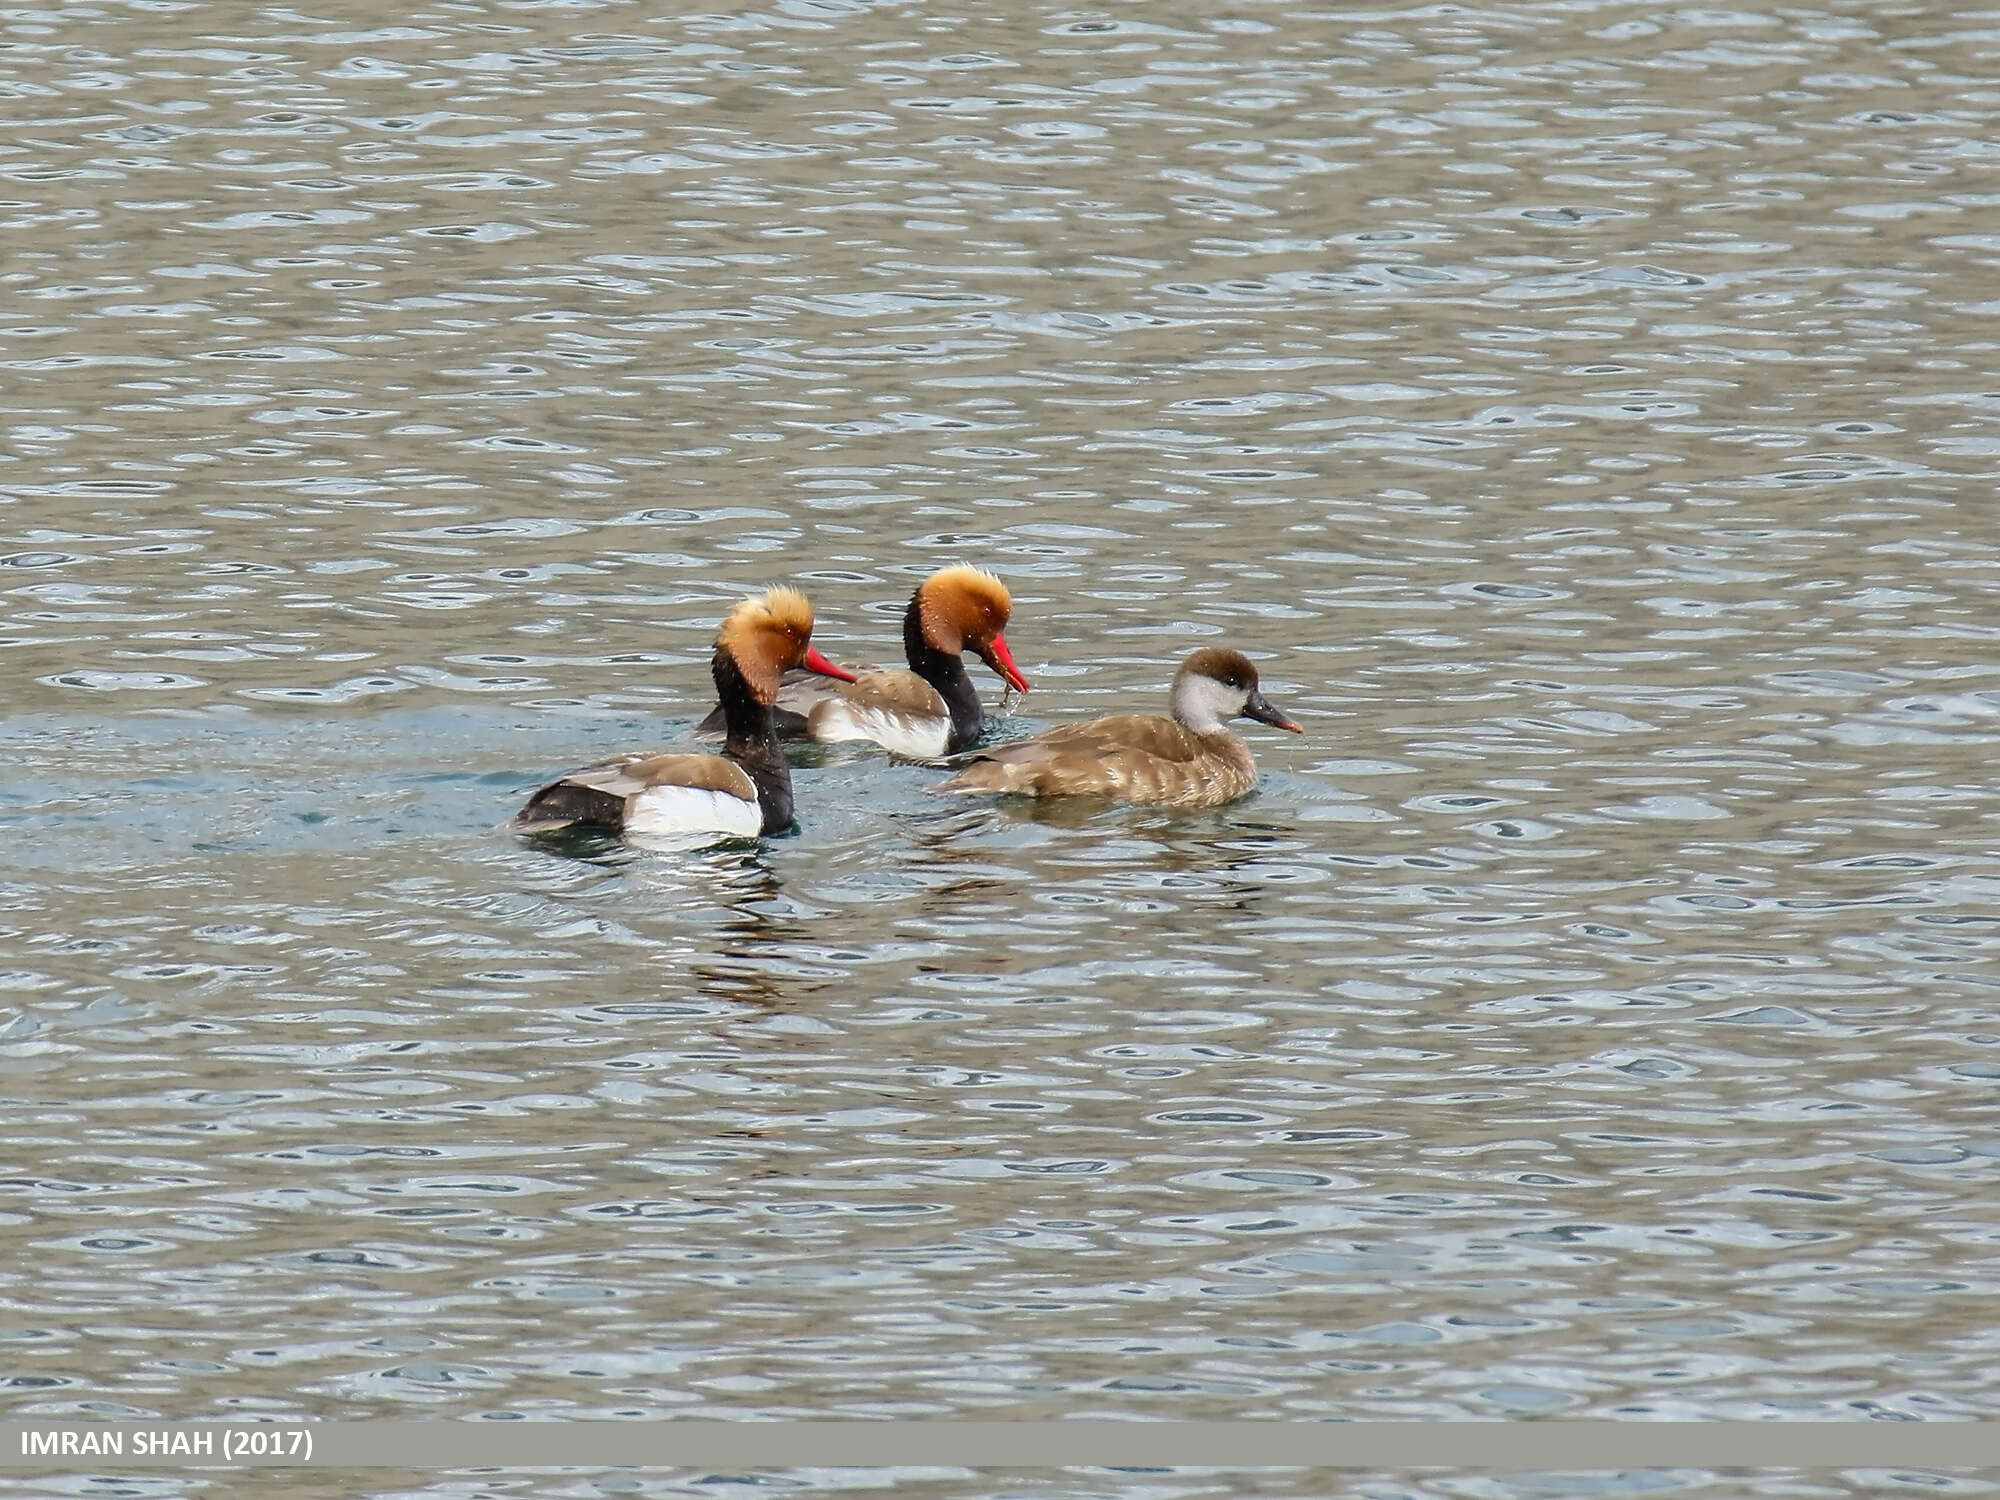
[627,784,764,838]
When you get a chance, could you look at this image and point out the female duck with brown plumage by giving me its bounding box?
[934,647,1299,809]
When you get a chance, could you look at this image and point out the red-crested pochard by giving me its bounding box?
[934,646,1300,808]
[513,587,856,839]
[698,565,1030,757]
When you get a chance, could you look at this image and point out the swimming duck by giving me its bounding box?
[934,646,1299,808]
[698,565,1030,757]
[513,587,856,839]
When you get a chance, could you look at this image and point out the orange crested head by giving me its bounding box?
[914,565,1029,693]
[716,586,855,703]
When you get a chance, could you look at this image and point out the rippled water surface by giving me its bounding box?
[5,0,2000,1490]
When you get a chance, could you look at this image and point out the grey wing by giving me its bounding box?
[771,666,852,724]
[513,754,646,830]
[554,756,659,799]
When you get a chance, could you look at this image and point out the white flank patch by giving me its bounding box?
[625,784,763,838]
[811,701,950,759]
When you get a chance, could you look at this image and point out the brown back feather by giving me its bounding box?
[940,713,1256,807]
[827,666,948,718]
[774,664,949,727]
[606,752,758,799]
[514,750,757,831]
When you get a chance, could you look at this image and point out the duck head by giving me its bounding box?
[715,586,857,704]
[1170,647,1301,736]
[915,565,1030,694]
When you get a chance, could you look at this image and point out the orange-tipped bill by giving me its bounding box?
[804,647,858,683]
[979,632,1030,694]
[1244,690,1302,734]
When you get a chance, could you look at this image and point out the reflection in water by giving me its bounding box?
[522,832,826,1009]
[0,0,1995,1459]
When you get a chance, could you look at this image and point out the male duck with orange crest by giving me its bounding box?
[935,646,1300,809]
[514,587,856,840]
[699,565,1030,758]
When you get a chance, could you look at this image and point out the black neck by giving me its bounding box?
[903,595,983,751]
[713,647,793,833]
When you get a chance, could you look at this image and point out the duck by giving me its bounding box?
[933,646,1300,808]
[697,565,1030,758]
[513,587,857,839]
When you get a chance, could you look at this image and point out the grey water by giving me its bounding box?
[4,0,2000,1496]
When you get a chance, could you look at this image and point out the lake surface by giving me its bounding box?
[4,0,1999,1494]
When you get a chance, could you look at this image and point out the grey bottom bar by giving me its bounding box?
[4,1421,2000,1470]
